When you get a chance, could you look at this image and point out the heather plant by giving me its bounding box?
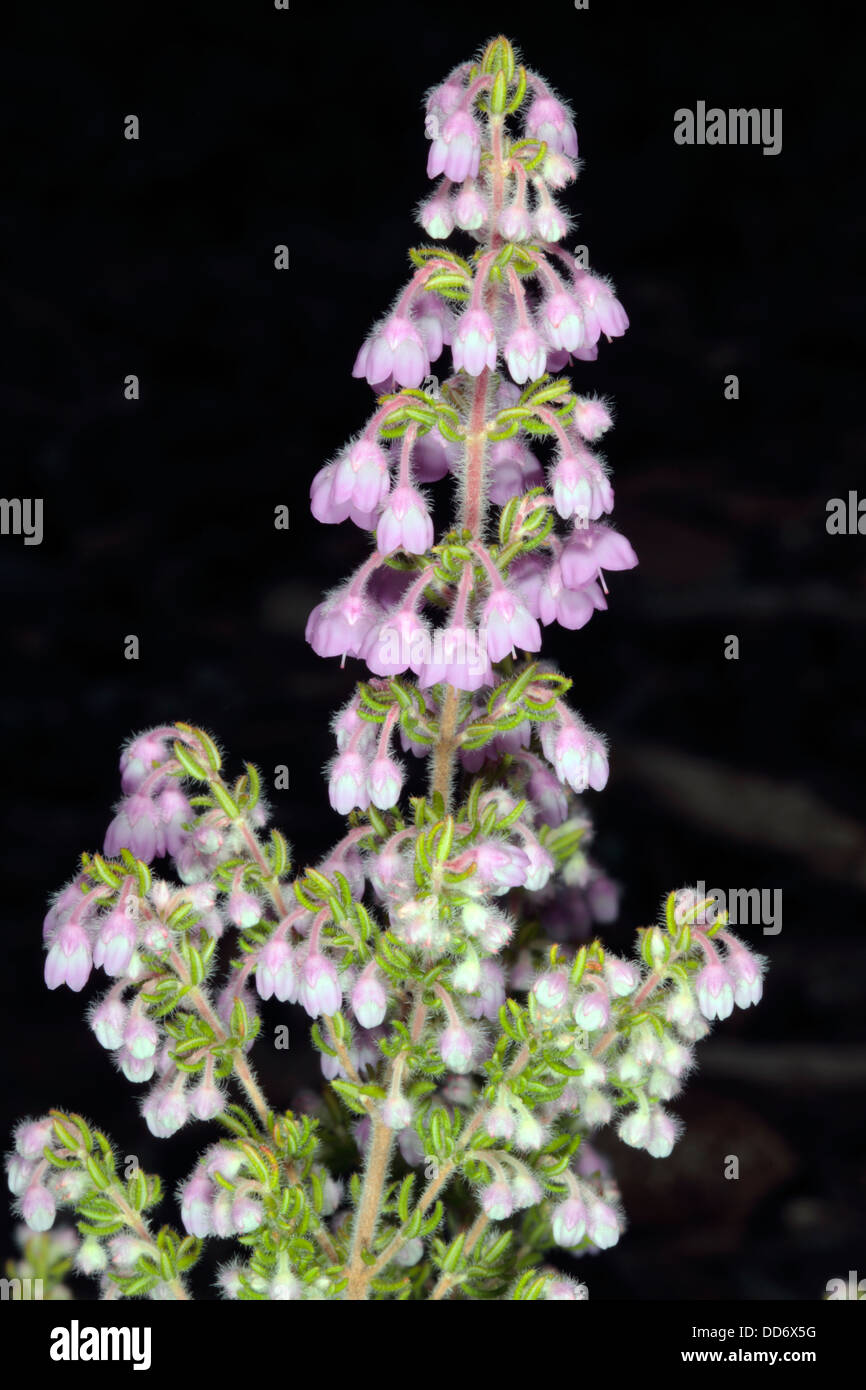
[6,35,765,1302]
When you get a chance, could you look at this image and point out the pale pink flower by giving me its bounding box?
[353,315,429,389]
[504,326,547,384]
[44,920,92,993]
[451,308,496,376]
[525,96,578,158]
[376,486,434,555]
[482,587,542,662]
[427,108,481,182]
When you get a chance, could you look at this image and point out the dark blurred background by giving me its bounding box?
[2,0,863,1299]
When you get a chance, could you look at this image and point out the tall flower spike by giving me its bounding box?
[12,36,765,1306]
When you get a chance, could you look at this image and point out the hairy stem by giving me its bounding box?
[363,1109,486,1283]
[342,989,427,1299]
[104,1181,190,1300]
[323,1015,374,1105]
[344,1117,395,1301]
[427,112,506,809]
[431,685,461,806]
[188,984,270,1126]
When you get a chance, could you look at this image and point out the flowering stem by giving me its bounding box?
[236,818,291,918]
[377,702,400,757]
[431,687,460,806]
[461,366,492,537]
[19,37,762,1307]
[311,1219,339,1265]
[358,1057,529,1288]
[534,403,575,454]
[154,925,272,1128]
[489,111,507,239]
[188,984,270,1127]
[343,987,427,1299]
[99,1176,190,1300]
[398,420,418,486]
[344,1117,394,1301]
[357,1044,533,1286]
[323,1015,373,1103]
[429,381,492,806]
[592,945,685,1057]
[425,106,510,812]
[361,1137,473,1284]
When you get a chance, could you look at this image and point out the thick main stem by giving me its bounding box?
[428,112,506,809]
[429,369,490,809]
[431,684,460,806]
[344,1117,395,1301]
[347,107,512,1300]
[342,989,427,1299]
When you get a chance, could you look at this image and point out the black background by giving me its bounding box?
[2,0,864,1300]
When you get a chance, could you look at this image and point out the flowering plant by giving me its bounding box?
[6,35,765,1302]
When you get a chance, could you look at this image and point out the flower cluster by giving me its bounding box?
[307,42,635,705]
[6,37,766,1301]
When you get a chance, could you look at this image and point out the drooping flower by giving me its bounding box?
[525,96,578,158]
[438,1024,475,1073]
[351,968,388,1029]
[44,920,92,993]
[361,607,431,677]
[542,719,609,793]
[573,272,629,345]
[299,953,342,1019]
[695,962,735,1021]
[551,1197,586,1248]
[105,794,165,863]
[427,108,481,183]
[481,586,542,662]
[119,732,171,794]
[559,523,638,588]
[451,308,497,376]
[722,936,766,1009]
[328,751,370,815]
[353,315,429,390]
[416,625,493,692]
[256,939,298,1003]
[332,439,391,514]
[21,1184,56,1233]
[376,486,434,556]
[93,907,137,977]
[366,755,404,810]
[503,325,547,384]
[453,180,487,231]
[411,292,452,361]
[539,292,585,352]
[481,1182,514,1221]
[306,586,381,662]
[419,190,454,240]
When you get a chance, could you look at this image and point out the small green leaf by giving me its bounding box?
[442,1229,465,1273]
[397,1175,414,1223]
[211,781,240,819]
[173,741,209,782]
[330,1080,370,1117]
[242,762,261,810]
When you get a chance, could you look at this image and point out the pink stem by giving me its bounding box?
[398,422,419,488]
[376,704,400,758]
